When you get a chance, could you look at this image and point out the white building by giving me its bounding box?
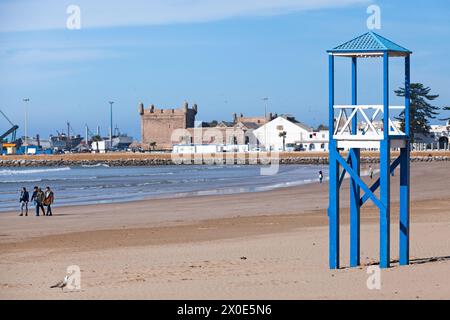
[253,116,329,152]
[430,121,450,149]
[413,120,450,150]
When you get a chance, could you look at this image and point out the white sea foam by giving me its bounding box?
[1,179,43,183]
[0,167,71,176]
[81,163,110,168]
[143,172,174,176]
[255,179,315,192]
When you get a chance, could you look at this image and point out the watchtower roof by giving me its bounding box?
[327,32,411,57]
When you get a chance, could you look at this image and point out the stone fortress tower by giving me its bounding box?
[139,101,198,150]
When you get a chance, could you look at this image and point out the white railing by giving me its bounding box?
[333,105,405,141]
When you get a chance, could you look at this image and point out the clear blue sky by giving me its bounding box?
[1,0,449,141]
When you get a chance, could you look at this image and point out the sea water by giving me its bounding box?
[0,164,328,212]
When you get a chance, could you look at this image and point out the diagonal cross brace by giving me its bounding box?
[335,152,385,211]
[338,107,358,135]
[359,155,401,207]
[338,152,352,188]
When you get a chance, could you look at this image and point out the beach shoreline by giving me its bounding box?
[0,164,330,212]
[0,161,449,299]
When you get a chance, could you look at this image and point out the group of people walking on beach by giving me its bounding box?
[19,186,55,216]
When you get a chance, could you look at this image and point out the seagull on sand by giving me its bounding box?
[50,275,70,290]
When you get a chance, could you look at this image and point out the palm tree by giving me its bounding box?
[279,131,287,151]
[149,142,157,151]
[90,135,102,152]
[91,135,102,142]
[316,124,329,131]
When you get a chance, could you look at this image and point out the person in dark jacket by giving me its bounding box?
[30,186,38,216]
[19,187,29,216]
[31,186,45,216]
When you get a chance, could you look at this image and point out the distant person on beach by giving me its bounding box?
[37,188,46,216]
[19,187,29,216]
[319,171,323,184]
[30,187,38,216]
[31,186,45,216]
[43,187,54,216]
[369,166,374,179]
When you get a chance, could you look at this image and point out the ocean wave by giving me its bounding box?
[143,172,174,176]
[0,178,43,183]
[0,167,71,176]
[1,176,97,184]
[81,163,110,168]
[254,178,317,192]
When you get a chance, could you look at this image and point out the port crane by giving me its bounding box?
[0,109,19,143]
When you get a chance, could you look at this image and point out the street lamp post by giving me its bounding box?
[262,97,269,151]
[23,98,30,151]
[109,101,114,150]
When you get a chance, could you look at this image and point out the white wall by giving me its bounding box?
[91,141,107,153]
[254,117,329,151]
[253,117,310,151]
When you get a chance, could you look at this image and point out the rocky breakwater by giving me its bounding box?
[0,154,449,167]
[0,158,172,167]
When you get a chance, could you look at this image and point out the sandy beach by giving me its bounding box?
[0,161,449,300]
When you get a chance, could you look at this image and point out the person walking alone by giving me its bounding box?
[44,187,54,216]
[319,170,324,184]
[19,187,29,216]
[369,165,374,180]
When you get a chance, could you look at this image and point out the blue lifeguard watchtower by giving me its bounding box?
[327,32,411,269]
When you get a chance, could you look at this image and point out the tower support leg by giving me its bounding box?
[328,54,339,269]
[349,148,360,267]
[329,146,340,269]
[379,140,391,268]
[349,57,360,267]
[399,145,410,265]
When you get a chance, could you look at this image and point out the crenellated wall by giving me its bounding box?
[139,101,197,149]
